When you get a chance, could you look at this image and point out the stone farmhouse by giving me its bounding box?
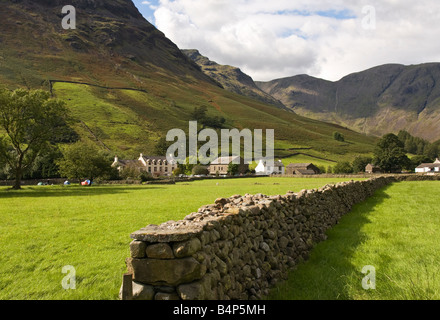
[112,154,177,177]
[255,159,285,175]
[286,163,320,176]
[415,158,440,173]
[365,163,382,174]
[209,156,249,175]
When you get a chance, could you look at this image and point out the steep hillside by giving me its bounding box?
[257,63,440,142]
[0,0,377,162]
[0,0,212,88]
[182,49,287,110]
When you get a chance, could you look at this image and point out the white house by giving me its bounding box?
[255,159,285,175]
[415,158,440,173]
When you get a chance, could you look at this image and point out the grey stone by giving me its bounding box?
[259,242,270,252]
[155,286,176,293]
[279,236,289,249]
[131,223,203,243]
[127,257,206,286]
[177,281,205,300]
[132,282,155,300]
[130,240,147,258]
[146,243,174,259]
[173,238,202,258]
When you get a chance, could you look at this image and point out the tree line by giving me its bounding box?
[328,132,440,174]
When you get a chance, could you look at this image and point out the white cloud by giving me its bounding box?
[151,0,440,81]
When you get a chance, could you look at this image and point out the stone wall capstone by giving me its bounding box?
[120,176,397,300]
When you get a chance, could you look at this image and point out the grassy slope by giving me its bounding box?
[53,81,377,161]
[268,181,440,300]
[0,177,364,300]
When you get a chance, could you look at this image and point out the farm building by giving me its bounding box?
[415,158,440,173]
[209,156,249,175]
[365,163,382,174]
[255,159,285,175]
[286,163,320,176]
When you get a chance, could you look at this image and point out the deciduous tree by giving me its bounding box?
[57,142,116,184]
[0,88,68,189]
[374,133,410,173]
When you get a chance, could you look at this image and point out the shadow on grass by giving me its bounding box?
[267,185,393,300]
[0,185,166,198]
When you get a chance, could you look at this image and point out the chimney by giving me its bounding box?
[114,155,119,163]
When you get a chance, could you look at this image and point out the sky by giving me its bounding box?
[132,0,440,82]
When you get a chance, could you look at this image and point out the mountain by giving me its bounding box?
[182,49,287,110]
[0,0,212,88]
[257,63,440,142]
[0,0,377,163]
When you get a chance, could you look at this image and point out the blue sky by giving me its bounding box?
[133,0,159,24]
[130,0,440,82]
[133,1,357,26]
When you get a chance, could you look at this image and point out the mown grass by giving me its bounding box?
[0,177,362,300]
[268,181,440,300]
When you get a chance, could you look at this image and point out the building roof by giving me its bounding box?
[416,163,440,169]
[112,159,143,168]
[366,163,380,169]
[366,163,378,167]
[139,154,168,161]
[273,160,284,167]
[295,169,316,175]
[287,163,313,168]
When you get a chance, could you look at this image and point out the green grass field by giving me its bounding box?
[2,178,438,300]
[268,181,440,300]
[0,177,362,300]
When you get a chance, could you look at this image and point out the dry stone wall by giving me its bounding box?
[121,177,396,300]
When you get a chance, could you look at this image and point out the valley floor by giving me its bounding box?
[0,177,359,300]
[0,178,438,300]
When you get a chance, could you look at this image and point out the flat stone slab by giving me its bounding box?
[131,222,204,243]
[127,257,205,286]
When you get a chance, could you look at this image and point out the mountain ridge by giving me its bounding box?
[256,63,440,142]
[182,49,288,110]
